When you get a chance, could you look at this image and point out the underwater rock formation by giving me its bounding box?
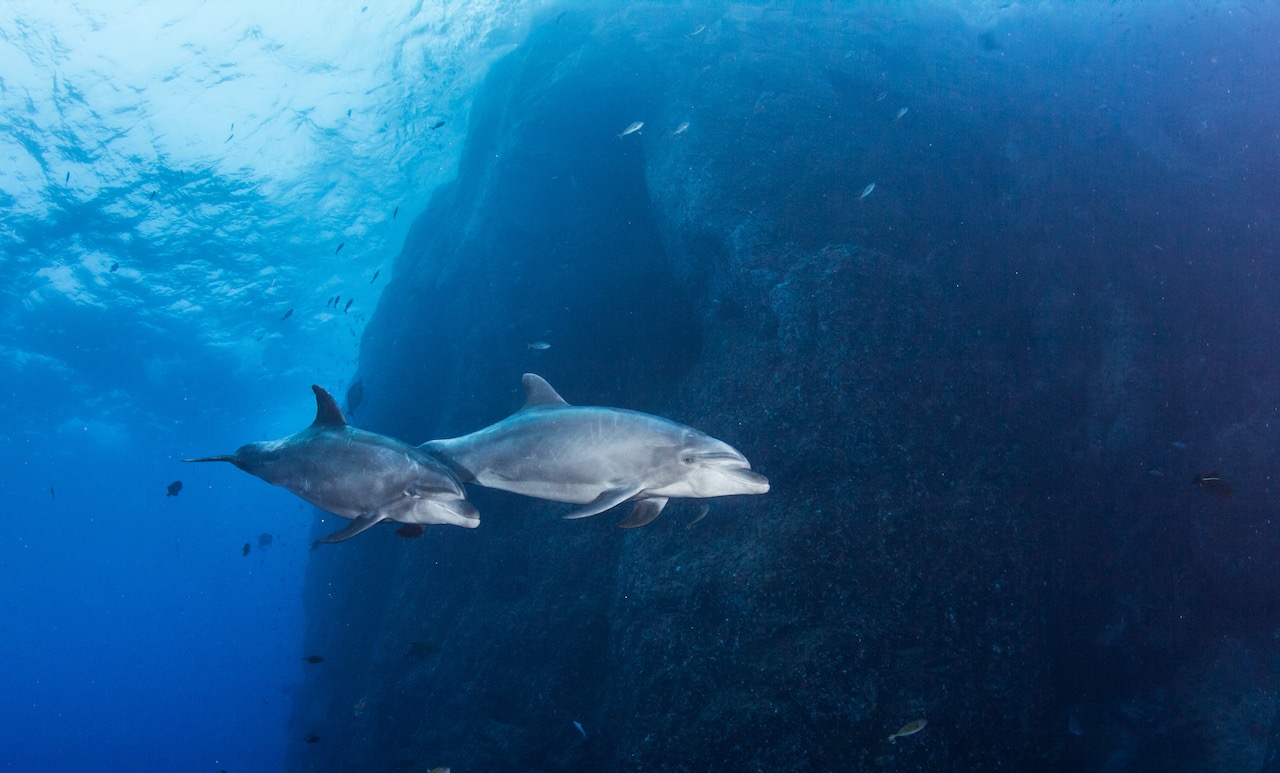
[291,5,1280,771]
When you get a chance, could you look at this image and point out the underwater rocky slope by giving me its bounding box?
[290,5,1280,771]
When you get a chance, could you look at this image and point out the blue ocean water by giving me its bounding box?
[0,2,529,770]
[4,2,1280,771]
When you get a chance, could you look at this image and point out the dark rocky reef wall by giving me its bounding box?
[291,5,1280,771]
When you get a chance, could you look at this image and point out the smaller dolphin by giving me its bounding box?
[185,385,478,545]
[424,374,768,527]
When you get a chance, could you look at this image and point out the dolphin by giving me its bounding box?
[423,374,769,527]
[185,385,479,545]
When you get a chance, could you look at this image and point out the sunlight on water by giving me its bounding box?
[0,0,538,436]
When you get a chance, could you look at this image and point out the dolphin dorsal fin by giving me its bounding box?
[521,373,569,410]
[311,385,347,426]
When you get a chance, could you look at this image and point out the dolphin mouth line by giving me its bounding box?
[695,452,749,463]
[719,467,769,487]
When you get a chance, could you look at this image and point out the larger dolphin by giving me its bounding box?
[185,385,479,545]
[423,374,769,527]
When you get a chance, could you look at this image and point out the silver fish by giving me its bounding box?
[618,121,644,137]
[671,121,690,136]
[527,341,551,350]
[895,107,909,121]
[888,719,926,742]
[860,182,876,199]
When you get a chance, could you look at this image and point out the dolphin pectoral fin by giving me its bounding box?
[616,497,668,528]
[311,513,385,549]
[562,487,640,520]
[395,524,428,539]
[182,455,236,463]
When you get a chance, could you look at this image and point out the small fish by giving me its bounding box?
[258,532,274,548]
[393,206,399,219]
[618,121,644,137]
[149,190,157,200]
[527,341,551,350]
[686,504,710,529]
[64,172,70,183]
[370,270,380,284]
[1170,440,1187,450]
[242,542,251,557]
[688,24,706,36]
[281,308,294,321]
[431,120,446,130]
[888,719,926,742]
[555,10,567,22]
[671,121,690,136]
[353,697,367,716]
[860,182,876,200]
[427,768,451,773]
[573,720,587,739]
[109,262,119,273]
[344,299,353,313]
[49,486,55,500]
[346,108,352,117]
[166,480,183,497]
[335,242,345,255]
[1193,472,1234,497]
[303,732,320,743]
[302,655,324,664]
[895,107,909,121]
[224,133,234,143]
[334,295,341,306]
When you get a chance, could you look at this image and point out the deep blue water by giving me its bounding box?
[4,2,1280,771]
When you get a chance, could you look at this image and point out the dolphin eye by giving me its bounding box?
[406,487,421,498]
[682,455,695,464]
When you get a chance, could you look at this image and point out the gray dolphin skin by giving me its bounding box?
[423,374,769,527]
[184,385,479,545]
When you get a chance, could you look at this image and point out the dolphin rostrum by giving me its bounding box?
[423,374,769,527]
[185,385,479,545]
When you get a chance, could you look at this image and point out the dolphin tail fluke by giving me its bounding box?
[616,497,668,528]
[182,455,236,463]
[310,512,386,549]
